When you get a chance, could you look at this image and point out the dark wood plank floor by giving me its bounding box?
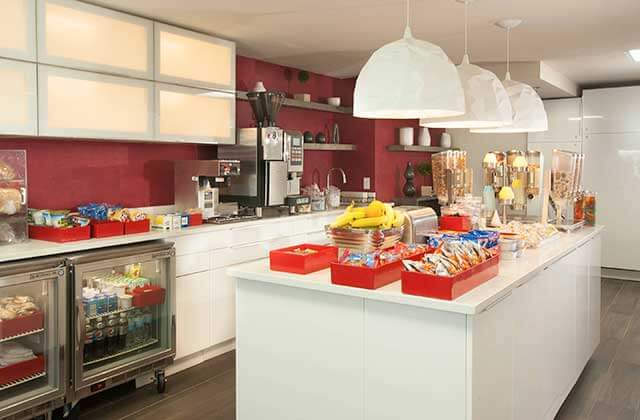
[556,279,640,420]
[76,279,640,420]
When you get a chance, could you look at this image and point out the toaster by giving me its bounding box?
[394,206,438,244]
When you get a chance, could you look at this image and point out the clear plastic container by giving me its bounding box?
[0,150,27,245]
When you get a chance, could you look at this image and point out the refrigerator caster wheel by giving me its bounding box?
[155,369,167,394]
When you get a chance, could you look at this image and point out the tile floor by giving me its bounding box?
[75,278,640,420]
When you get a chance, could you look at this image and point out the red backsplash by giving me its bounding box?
[0,55,443,208]
[0,138,215,209]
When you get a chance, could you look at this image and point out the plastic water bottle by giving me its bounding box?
[135,313,145,344]
[126,314,136,348]
[143,309,152,341]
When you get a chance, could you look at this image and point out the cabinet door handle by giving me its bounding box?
[481,292,512,313]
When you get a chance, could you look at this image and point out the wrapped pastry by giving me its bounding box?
[0,188,22,215]
[0,308,17,320]
[0,160,16,181]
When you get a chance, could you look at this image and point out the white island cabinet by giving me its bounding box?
[231,228,603,420]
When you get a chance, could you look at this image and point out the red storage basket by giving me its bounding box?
[90,220,124,238]
[331,251,425,290]
[131,285,166,307]
[124,219,150,235]
[29,225,90,243]
[270,244,338,274]
[0,311,44,340]
[401,253,500,300]
[439,215,472,232]
[0,355,45,386]
[189,213,203,226]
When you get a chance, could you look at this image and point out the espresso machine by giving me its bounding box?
[218,91,289,213]
[174,160,241,219]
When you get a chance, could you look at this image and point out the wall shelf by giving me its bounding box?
[386,145,451,153]
[304,143,357,151]
[236,91,353,114]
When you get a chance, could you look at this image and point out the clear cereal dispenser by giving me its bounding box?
[0,150,27,244]
[550,149,577,225]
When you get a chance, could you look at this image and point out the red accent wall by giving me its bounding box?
[0,138,215,209]
[0,55,443,208]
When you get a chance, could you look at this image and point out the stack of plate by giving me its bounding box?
[325,226,404,252]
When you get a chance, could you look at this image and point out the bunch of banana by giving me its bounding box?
[330,200,405,230]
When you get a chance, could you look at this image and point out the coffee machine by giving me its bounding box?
[174,160,241,219]
[218,91,289,211]
[284,130,304,196]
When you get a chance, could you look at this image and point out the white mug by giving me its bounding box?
[399,127,414,146]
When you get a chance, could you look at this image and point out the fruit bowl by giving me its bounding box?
[325,226,404,252]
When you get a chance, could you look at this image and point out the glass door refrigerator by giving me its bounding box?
[67,241,176,400]
[0,258,67,420]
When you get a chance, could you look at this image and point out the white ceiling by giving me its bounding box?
[88,0,640,90]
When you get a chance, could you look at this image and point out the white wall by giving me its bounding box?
[447,129,527,197]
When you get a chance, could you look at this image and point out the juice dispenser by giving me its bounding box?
[507,150,528,211]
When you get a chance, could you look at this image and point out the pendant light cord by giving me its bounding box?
[506,27,511,77]
[464,1,469,57]
[406,0,410,29]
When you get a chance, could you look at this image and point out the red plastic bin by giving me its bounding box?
[131,285,166,307]
[29,225,90,243]
[270,244,338,274]
[439,215,472,232]
[189,213,203,226]
[124,219,150,235]
[0,311,44,340]
[0,355,45,386]
[90,220,124,238]
[331,251,425,290]
[401,253,500,300]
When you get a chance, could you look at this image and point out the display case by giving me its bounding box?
[0,258,67,420]
[67,242,175,399]
[0,150,28,245]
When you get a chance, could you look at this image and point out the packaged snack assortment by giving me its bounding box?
[339,243,427,269]
[331,243,427,290]
[426,230,499,251]
[403,239,497,276]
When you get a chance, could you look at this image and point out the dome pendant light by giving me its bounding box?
[420,0,513,129]
[471,19,548,133]
[353,0,465,119]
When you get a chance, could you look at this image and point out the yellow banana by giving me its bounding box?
[330,209,368,228]
[351,215,387,228]
[392,211,405,228]
[382,204,395,229]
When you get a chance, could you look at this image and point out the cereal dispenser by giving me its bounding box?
[432,150,471,205]
[0,150,27,245]
[525,151,543,199]
[507,150,528,211]
[550,149,578,225]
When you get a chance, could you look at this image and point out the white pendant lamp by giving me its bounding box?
[353,0,465,119]
[420,0,513,129]
[471,19,548,133]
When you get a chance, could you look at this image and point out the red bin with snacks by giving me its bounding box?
[29,225,91,243]
[331,250,425,290]
[401,253,500,300]
[270,244,338,274]
[0,311,44,340]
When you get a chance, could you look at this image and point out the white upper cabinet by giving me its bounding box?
[583,87,640,134]
[528,98,582,143]
[37,0,153,79]
[155,23,235,91]
[155,83,235,144]
[0,0,36,61]
[38,65,154,140]
[0,59,37,135]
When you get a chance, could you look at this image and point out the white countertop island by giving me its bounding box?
[230,227,603,420]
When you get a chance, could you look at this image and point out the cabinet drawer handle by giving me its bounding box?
[481,292,512,313]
